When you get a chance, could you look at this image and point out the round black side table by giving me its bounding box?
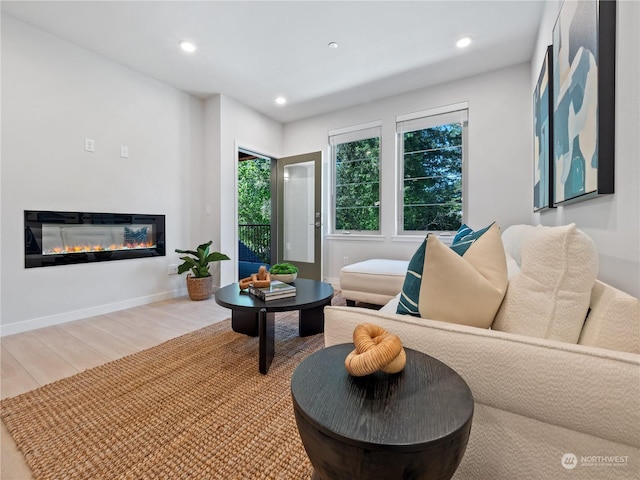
[291,344,474,480]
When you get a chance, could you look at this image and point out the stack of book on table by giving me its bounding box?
[248,280,296,301]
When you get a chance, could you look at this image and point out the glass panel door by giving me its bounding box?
[283,161,315,263]
[277,152,322,280]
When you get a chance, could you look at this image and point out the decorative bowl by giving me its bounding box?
[270,272,297,284]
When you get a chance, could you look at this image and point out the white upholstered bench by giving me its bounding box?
[339,259,409,306]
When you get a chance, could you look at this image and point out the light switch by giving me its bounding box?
[120,146,129,158]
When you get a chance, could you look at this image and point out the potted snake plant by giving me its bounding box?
[175,241,229,300]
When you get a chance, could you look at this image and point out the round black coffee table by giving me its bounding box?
[215,278,333,374]
[291,344,474,480]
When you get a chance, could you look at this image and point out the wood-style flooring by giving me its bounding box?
[0,295,231,480]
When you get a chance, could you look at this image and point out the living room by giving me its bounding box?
[1,1,639,479]
[2,1,638,335]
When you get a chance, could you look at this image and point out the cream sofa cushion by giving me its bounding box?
[501,224,535,267]
[493,224,598,343]
[501,224,534,280]
[579,280,640,354]
[418,222,508,328]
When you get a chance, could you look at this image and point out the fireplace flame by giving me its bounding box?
[44,241,155,255]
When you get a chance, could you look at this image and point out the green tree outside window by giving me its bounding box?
[334,137,380,231]
[402,123,463,232]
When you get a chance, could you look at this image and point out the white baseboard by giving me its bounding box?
[0,288,188,337]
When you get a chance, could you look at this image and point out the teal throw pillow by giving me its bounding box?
[396,222,496,317]
[450,223,493,256]
[396,238,427,316]
[453,224,473,243]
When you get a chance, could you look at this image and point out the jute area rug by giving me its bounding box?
[0,309,332,480]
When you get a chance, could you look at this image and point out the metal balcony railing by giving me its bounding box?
[238,224,271,264]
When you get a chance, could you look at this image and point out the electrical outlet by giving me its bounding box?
[168,264,179,275]
[343,256,349,265]
[84,138,95,152]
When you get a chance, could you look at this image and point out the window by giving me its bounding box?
[397,105,468,234]
[329,123,381,233]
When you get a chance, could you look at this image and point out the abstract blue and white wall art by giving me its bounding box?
[533,45,553,211]
[552,0,616,205]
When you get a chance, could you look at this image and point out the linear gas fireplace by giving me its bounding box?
[25,210,165,268]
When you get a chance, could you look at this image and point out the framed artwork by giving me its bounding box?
[533,45,554,211]
[552,0,616,206]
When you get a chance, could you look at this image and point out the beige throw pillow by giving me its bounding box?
[418,223,508,328]
[493,224,598,343]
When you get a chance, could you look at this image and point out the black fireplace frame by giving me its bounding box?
[25,210,166,268]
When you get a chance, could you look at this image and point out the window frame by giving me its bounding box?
[329,121,382,235]
[396,103,468,236]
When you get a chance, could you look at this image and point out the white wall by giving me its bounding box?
[531,0,640,297]
[282,63,533,283]
[0,15,205,333]
[205,94,283,286]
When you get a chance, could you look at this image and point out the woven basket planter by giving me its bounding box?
[186,274,213,301]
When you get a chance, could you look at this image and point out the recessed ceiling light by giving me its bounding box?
[275,97,287,105]
[328,42,339,49]
[179,40,197,53]
[456,36,472,49]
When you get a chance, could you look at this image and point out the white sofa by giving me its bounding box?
[326,224,639,479]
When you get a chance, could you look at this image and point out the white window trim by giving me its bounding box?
[396,104,469,236]
[329,121,383,235]
[325,233,385,242]
[391,233,454,246]
[396,101,469,123]
[328,120,382,138]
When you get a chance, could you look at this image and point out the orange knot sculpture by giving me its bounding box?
[344,323,406,377]
[239,265,271,290]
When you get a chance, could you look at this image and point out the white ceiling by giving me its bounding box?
[1,0,547,123]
